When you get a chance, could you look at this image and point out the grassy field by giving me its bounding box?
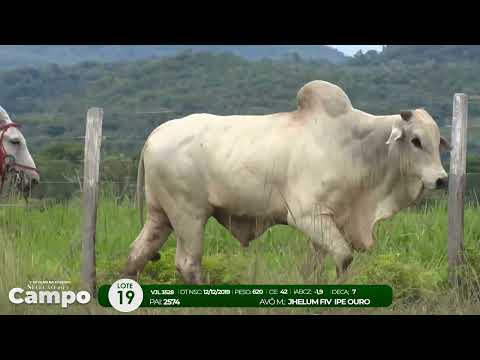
[1,192,480,315]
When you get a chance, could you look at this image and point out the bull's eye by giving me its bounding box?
[10,139,21,145]
[411,137,422,149]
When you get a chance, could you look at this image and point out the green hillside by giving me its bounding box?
[2,51,480,153]
[0,45,347,70]
[1,49,480,199]
[351,45,480,65]
[382,45,480,63]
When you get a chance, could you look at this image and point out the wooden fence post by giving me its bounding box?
[82,108,103,296]
[448,93,468,285]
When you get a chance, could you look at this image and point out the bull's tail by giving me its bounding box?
[136,145,146,226]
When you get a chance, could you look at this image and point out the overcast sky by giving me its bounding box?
[329,45,384,56]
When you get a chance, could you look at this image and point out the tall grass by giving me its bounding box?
[1,191,480,314]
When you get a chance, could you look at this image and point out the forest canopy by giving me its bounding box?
[1,45,480,199]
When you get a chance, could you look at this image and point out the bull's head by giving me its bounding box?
[386,109,449,191]
[0,106,40,198]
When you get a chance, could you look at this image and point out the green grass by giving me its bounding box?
[1,193,480,315]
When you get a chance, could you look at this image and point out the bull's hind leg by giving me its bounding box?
[170,213,207,284]
[122,205,172,279]
[291,212,353,280]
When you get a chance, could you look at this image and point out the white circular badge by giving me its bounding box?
[108,279,143,313]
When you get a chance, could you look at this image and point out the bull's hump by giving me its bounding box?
[297,80,353,117]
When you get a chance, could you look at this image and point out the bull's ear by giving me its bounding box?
[386,126,403,145]
[440,136,451,152]
[400,110,413,122]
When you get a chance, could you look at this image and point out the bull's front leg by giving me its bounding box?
[290,212,353,279]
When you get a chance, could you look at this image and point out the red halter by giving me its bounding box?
[0,122,40,188]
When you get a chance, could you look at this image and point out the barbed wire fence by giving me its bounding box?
[1,104,480,207]
[0,108,179,207]
[1,99,480,292]
[2,107,480,207]
[0,114,480,200]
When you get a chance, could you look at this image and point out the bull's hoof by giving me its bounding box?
[150,253,161,262]
[120,264,140,280]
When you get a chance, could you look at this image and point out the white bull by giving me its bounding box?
[0,106,40,197]
[122,80,449,283]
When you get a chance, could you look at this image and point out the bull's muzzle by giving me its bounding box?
[435,176,448,189]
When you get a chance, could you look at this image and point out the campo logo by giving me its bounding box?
[9,287,91,308]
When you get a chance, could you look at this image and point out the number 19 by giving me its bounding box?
[118,290,135,304]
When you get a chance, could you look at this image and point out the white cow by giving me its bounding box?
[0,106,40,197]
[122,80,449,283]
